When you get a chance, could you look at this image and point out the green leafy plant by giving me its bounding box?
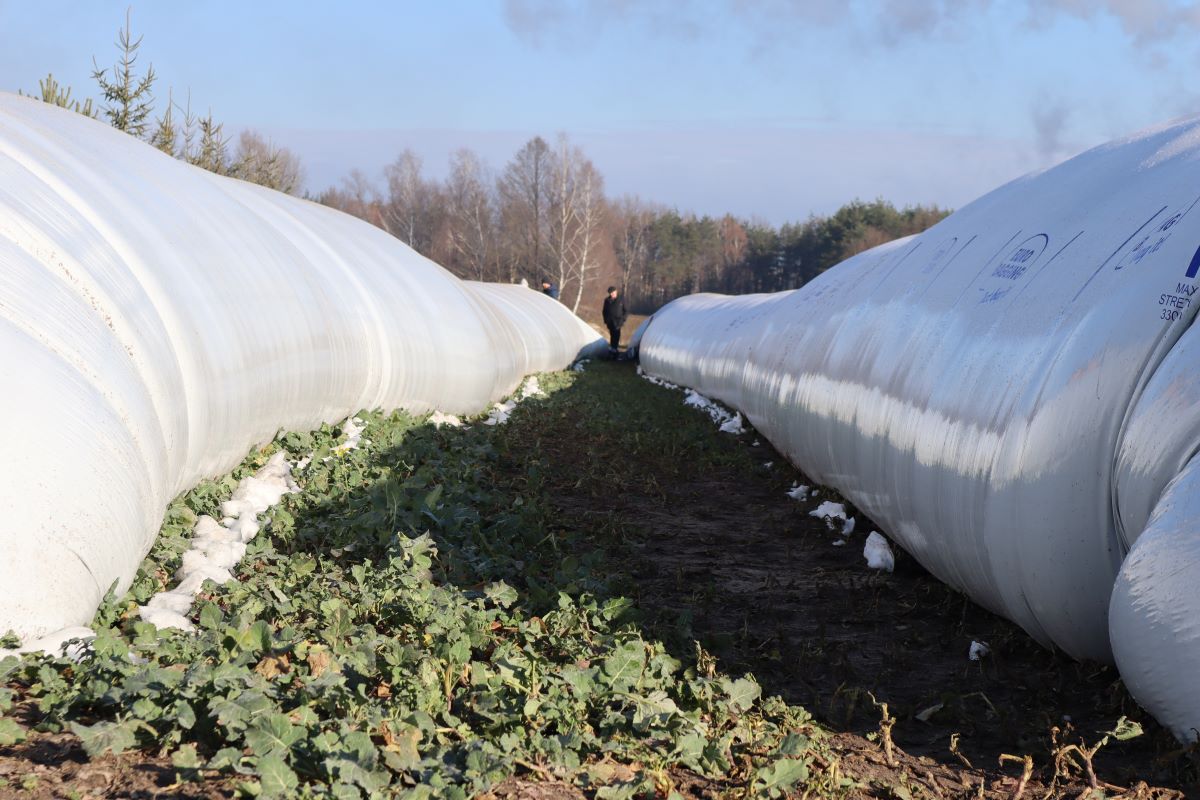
[4,369,839,797]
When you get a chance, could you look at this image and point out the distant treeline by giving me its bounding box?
[28,11,950,320]
[320,146,950,316]
[613,200,950,312]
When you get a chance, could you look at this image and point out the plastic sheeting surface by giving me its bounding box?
[637,115,1200,738]
[0,94,603,641]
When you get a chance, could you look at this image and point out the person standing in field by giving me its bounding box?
[602,286,627,355]
[540,278,560,300]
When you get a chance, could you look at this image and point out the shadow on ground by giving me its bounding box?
[476,361,1197,795]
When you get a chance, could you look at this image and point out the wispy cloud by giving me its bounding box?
[503,0,1200,50]
[1034,0,1197,45]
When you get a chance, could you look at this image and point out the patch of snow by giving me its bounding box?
[763,461,773,468]
[0,626,96,661]
[915,703,944,722]
[637,367,680,390]
[484,376,543,426]
[831,539,846,547]
[332,416,366,453]
[484,399,518,426]
[809,501,847,522]
[520,376,544,399]
[428,411,463,428]
[138,452,297,632]
[863,531,895,572]
[969,640,990,661]
[842,517,856,536]
[572,359,590,372]
[719,413,745,434]
[682,389,745,434]
[786,484,810,501]
[683,389,714,410]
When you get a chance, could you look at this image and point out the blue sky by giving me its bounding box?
[3,0,1198,224]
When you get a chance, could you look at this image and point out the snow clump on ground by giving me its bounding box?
[863,531,895,572]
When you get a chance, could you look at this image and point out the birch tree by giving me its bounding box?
[568,158,604,313]
[445,149,496,281]
[381,150,441,253]
[547,135,606,312]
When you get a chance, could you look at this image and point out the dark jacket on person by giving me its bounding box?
[603,294,627,331]
[542,283,560,300]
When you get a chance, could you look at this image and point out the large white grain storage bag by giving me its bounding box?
[0,93,602,644]
[638,115,1200,741]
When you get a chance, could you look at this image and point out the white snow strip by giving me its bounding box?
[637,370,746,433]
[969,640,990,661]
[787,484,810,501]
[637,366,680,390]
[0,626,96,661]
[428,411,463,428]
[864,531,895,572]
[683,389,745,434]
[138,451,298,632]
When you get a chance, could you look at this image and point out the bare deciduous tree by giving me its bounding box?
[546,135,607,311]
[567,158,604,313]
[318,169,382,227]
[231,129,305,195]
[445,149,497,281]
[613,195,656,307]
[379,150,442,254]
[498,136,552,283]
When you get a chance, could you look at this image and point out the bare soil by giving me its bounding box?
[499,360,1199,798]
[0,700,235,798]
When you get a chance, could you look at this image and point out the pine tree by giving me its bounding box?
[149,88,178,156]
[190,112,228,175]
[92,8,156,138]
[21,73,96,118]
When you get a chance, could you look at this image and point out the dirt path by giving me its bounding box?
[502,360,1196,797]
